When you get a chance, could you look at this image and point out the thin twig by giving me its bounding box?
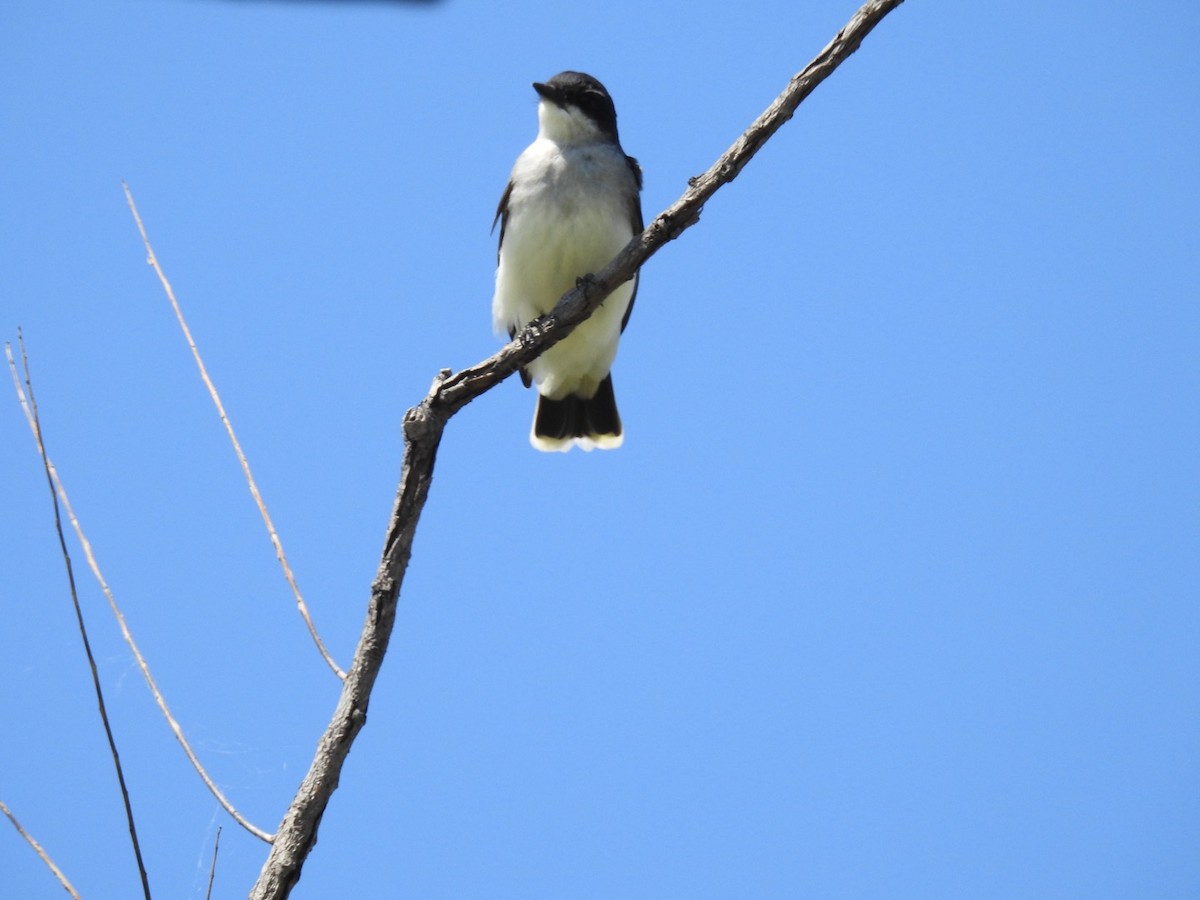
[250,2,905,896]
[205,827,222,900]
[11,332,153,900]
[6,338,273,845]
[122,182,346,682]
[0,798,82,899]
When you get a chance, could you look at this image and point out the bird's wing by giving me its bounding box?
[492,179,514,262]
[620,155,644,333]
[494,179,531,386]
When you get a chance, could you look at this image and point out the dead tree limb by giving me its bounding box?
[124,184,347,682]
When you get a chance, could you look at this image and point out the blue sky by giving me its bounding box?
[3,0,1198,897]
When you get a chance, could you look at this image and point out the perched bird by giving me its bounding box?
[493,71,643,451]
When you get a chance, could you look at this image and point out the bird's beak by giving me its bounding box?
[532,81,562,105]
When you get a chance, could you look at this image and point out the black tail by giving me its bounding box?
[532,374,623,451]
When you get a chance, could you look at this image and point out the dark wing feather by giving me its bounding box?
[492,180,514,262]
[620,155,644,334]
[495,179,531,387]
[625,154,644,197]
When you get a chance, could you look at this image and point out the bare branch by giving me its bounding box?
[9,333,153,900]
[7,338,273,845]
[0,798,82,900]
[122,182,347,682]
[205,827,223,900]
[250,1,905,896]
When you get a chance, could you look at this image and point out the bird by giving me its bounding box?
[492,71,643,451]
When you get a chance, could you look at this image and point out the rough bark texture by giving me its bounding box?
[249,1,905,896]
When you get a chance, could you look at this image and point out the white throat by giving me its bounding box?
[537,101,606,146]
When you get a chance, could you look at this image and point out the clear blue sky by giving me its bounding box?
[3,0,1198,897]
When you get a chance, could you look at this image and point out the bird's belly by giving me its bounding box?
[493,192,635,399]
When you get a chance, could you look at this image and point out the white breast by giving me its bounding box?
[493,138,638,401]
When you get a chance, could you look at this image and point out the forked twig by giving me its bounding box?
[122,182,346,682]
[0,798,82,900]
[7,336,273,845]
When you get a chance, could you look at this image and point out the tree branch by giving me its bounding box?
[8,334,153,899]
[6,338,273,845]
[123,182,346,681]
[250,0,904,896]
[205,827,223,900]
[0,798,82,900]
